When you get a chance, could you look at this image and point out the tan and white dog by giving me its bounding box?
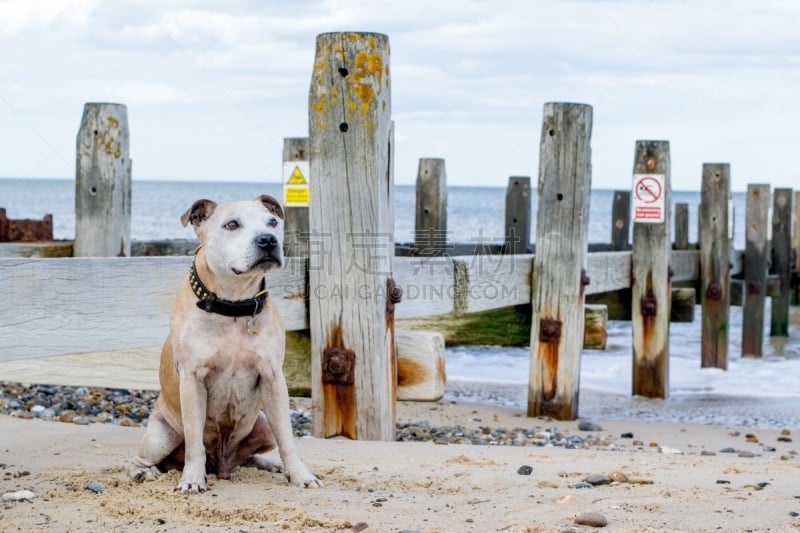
[129,195,321,493]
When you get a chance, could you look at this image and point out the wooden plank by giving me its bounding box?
[527,102,593,420]
[674,203,690,250]
[742,184,770,357]
[414,158,448,256]
[631,141,671,398]
[396,330,446,401]
[699,163,731,369]
[505,177,531,254]
[770,188,793,336]
[308,32,395,441]
[74,103,132,257]
[670,287,695,322]
[0,256,309,362]
[283,137,310,258]
[0,242,73,257]
[583,304,607,350]
[611,190,631,251]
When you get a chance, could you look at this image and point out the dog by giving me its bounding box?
[128,194,321,493]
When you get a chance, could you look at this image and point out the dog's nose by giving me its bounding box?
[255,233,278,251]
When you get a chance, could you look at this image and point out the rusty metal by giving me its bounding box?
[705,282,722,301]
[747,281,761,295]
[386,278,403,314]
[539,318,562,343]
[322,347,355,385]
[580,269,591,290]
[0,208,53,242]
[640,296,657,316]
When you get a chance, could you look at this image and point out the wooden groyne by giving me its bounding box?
[2,32,800,435]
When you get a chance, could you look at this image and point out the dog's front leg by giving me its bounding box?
[261,368,321,488]
[176,368,209,494]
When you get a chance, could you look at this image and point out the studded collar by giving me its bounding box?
[188,254,269,318]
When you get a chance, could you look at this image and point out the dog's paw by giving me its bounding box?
[175,463,208,495]
[283,457,322,488]
[245,454,284,473]
[128,464,160,482]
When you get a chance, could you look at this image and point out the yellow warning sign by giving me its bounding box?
[284,186,310,206]
[282,161,310,207]
[286,165,307,185]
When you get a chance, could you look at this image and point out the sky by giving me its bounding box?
[1,0,799,192]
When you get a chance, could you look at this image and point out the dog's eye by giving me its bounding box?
[224,220,240,231]
[267,218,278,228]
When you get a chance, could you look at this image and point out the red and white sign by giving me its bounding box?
[632,174,665,223]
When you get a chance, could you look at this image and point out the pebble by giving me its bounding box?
[352,522,369,532]
[658,446,683,455]
[584,474,612,486]
[85,482,104,494]
[620,432,633,439]
[517,465,533,475]
[574,512,608,527]
[607,471,629,483]
[573,482,593,489]
[701,450,717,456]
[578,421,603,432]
[738,451,757,458]
[720,447,737,453]
[2,490,36,501]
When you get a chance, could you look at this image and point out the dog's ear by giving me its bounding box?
[181,199,218,227]
[256,194,285,220]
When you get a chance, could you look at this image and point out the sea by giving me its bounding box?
[2,178,799,429]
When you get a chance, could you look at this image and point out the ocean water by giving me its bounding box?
[2,178,798,428]
[0,177,748,248]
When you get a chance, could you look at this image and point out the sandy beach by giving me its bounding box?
[2,396,798,532]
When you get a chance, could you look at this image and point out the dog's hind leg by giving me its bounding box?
[237,411,283,473]
[129,399,183,482]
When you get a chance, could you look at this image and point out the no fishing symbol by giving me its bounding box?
[632,174,665,223]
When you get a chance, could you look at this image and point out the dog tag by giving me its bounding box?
[247,316,260,335]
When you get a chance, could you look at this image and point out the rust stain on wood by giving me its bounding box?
[397,358,425,387]
[321,319,356,439]
[632,355,666,398]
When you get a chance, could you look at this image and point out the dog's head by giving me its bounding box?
[181,195,285,278]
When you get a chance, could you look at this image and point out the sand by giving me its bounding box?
[1,398,799,532]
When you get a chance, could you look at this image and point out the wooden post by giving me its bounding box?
[74,103,131,257]
[674,203,690,250]
[505,176,531,254]
[611,190,631,251]
[670,287,695,322]
[308,32,395,441]
[742,184,770,357]
[504,176,531,254]
[414,158,447,256]
[770,188,793,336]
[283,137,310,258]
[396,330,446,401]
[793,191,800,305]
[527,102,592,420]
[699,163,731,369]
[631,141,671,398]
[583,304,607,350]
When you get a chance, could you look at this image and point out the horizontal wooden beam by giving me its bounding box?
[0,250,716,362]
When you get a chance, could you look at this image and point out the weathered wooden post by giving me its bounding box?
[527,102,592,420]
[283,137,310,258]
[793,191,800,305]
[770,188,793,336]
[631,141,671,398]
[414,158,447,256]
[611,190,631,251]
[699,163,731,369]
[308,32,395,440]
[674,203,690,250]
[505,176,531,254]
[74,103,131,257]
[742,184,770,357]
